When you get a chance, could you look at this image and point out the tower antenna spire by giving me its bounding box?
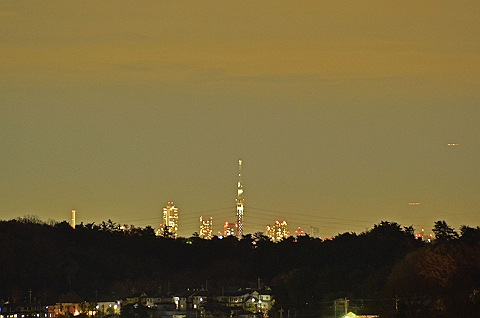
[236,159,244,238]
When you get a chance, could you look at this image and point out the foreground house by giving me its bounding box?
[1,302,47,318]
[1,287,274,318]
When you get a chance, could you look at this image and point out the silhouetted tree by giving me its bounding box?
[1,216,478,316]
[459,225,480,245]
[432,220,458,243]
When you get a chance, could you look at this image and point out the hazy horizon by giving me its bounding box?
[1,1,479,238]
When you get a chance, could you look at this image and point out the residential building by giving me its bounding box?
[0,302,47,318]
[95,301,121,316]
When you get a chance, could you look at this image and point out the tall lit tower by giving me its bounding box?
[71,209,76,229]
[236,159,244,238]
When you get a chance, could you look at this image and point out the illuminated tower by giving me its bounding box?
[236,159,244,238]
[199,216,213,239]
[71,209,76,229]
[162,201,179,239]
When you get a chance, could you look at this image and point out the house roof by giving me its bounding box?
[191,290,211,297]
[173,290,195,298]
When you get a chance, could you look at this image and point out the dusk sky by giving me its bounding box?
[1,1,479,238]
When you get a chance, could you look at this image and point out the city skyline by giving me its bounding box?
[1,1,479,239]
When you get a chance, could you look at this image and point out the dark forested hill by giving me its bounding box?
[1,218,479,317]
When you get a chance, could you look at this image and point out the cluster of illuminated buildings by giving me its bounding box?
[67,160,320,241]
[157,201,320,242]
[153,160,321,242]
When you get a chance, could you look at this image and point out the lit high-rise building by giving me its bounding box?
[414,228,433,242]
[160,201,179,239]
[295,227,306,236]
[199,216,213,239]
[266,220,289,242]
[224,221,237,237]
[236,160,244,239]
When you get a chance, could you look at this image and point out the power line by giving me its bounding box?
[247,206,375,224]
[105,203,476,238]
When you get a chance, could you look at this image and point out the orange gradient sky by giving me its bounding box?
[1,1,479,237]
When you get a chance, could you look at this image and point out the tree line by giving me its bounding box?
[0,216,479,317]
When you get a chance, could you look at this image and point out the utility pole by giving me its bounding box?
[344,297,349,316]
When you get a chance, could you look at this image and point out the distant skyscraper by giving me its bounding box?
[266,220,289,242]
[236,159,244,238]
[161,201,179,239]
[199,216,213,239]
[71,209,76,229]
[308,226,320,238]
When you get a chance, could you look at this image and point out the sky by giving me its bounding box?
[1,1,479,238]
